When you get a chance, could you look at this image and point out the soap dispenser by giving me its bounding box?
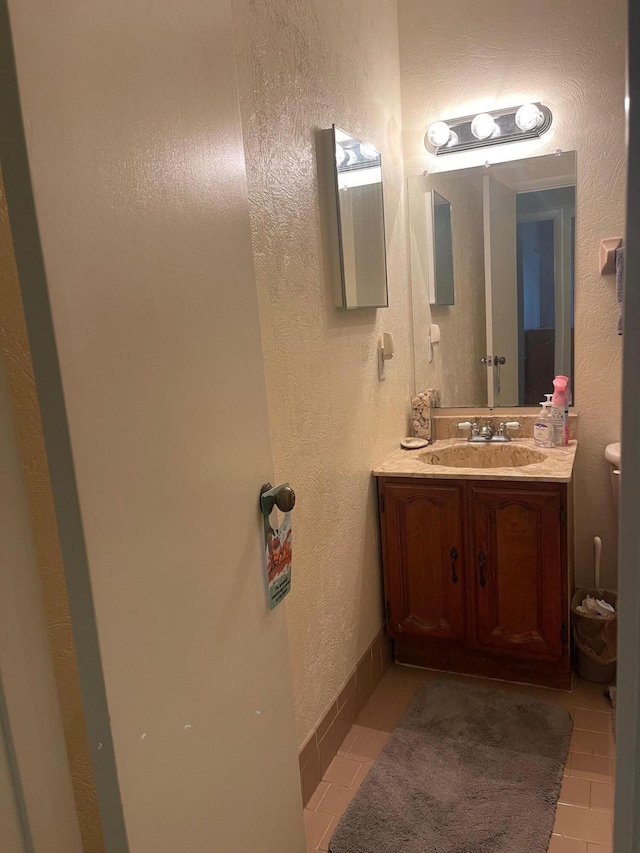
[534,395,554,448]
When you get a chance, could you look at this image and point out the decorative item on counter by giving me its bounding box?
[411,388,439,443]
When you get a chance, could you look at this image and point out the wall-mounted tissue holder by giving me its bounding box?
[600,237,623,274]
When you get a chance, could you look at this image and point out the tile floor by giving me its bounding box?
[304,665,616,853]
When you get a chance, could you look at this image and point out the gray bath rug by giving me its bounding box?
[329,680,572,853]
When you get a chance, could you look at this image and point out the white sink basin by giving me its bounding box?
[605,442,621,468]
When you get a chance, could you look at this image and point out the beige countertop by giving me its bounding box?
[373,438,578,483]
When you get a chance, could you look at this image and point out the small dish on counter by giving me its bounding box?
[400,437,429,450]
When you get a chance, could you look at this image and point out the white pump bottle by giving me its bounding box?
[534,394,554,448]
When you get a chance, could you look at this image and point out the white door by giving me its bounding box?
[554,210,573,381]
[483,175,519,406]
[1,1,305,851]
[518,206,574,386]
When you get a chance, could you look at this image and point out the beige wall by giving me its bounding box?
[399,0,626,587]
[0,353,82,851]
[0,170,105,853]
[231,0,414,745]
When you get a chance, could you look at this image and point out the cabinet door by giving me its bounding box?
[381,481,467,642]
[470,484,564,659]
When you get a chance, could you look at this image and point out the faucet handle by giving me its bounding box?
[497,421,523,435]
[496,421,522,438]
[457,421,479,437]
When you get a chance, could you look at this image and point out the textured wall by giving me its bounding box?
[0,357,84,853]
[399,0,626,587]
[0,171,104,851]
[409,171,487,405]
[231,0,413,745]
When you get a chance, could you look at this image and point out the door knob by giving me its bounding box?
[260,482,296,513]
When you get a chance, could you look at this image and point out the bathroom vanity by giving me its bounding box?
[374,439,577,690]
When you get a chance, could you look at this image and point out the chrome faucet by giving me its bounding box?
[456,420,522,443]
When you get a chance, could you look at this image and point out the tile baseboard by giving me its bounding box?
[298,627,393,805]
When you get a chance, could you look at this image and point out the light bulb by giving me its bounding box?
[426,121,452,148]
[359,142,378,159]
[471,113,499,140]
[515,103,543,132]
[335,144,346,166]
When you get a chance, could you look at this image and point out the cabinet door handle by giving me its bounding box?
[449,547,459,584]
[478,551,487,587]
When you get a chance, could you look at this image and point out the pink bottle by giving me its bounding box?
[559,375,571,444]
[551,376,569,446]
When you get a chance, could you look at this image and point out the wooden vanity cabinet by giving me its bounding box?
[382,481,468,643]
[378,477,571,689]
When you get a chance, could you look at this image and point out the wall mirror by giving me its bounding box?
[325,125,389,309]
[409,151,576,406]
[408,185,455,306]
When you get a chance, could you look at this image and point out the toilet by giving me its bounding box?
[605,441,621,514]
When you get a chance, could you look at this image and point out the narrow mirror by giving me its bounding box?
[325,125,389,309]
[432,191,454,306]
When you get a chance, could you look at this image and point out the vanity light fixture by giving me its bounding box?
[425,102,552,155]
